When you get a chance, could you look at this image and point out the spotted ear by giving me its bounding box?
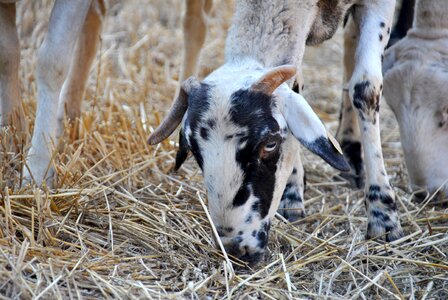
[281,90,350,172]
[174,128,190,171]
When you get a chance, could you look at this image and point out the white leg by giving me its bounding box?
[349,0,403,241]
[24,0,92,186]
[57,0,105,140]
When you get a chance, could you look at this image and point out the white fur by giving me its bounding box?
[384,0,448,194]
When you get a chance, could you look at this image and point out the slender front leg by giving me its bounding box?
[24,0,92,186]
[278,152,306,222]
[57,0,105,140]
[336,16,363,188]
[0,3,25,133]
[349,0,403,241]
[179,0,211,82]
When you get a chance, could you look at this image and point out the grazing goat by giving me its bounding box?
[383,0,448,196]
[0,0,210,187]
[149,0,402,264]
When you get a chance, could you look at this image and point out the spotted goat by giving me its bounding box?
[149,0,405,264]
[383,0,448,199]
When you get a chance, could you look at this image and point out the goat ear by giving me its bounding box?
[281,90,350,172]
[174,128,190,171]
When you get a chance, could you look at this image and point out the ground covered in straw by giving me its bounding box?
[1,1,447,299]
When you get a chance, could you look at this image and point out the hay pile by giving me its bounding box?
[1,0,447,298]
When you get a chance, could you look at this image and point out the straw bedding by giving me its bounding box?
[0,0,447,299]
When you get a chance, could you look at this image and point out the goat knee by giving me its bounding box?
[350,75,383,124]
[36,43,71,95]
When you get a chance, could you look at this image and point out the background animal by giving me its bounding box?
[383,0,448,199]
[0,0,210,187]
[0,0,106,186]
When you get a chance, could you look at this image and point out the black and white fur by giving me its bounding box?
[151,0,403,264]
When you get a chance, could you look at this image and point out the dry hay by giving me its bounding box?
[0,0,447,299]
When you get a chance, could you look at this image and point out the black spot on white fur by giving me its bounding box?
[233,185,250,207]
[229,89,283,218]
[200,127,209,140]
[184,82,212,169]
[365,185,403,242]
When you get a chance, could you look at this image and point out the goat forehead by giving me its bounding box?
[197,88,279,134]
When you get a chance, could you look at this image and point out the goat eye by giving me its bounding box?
[264,142,277,152]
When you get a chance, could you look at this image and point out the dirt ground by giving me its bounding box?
[0,1,447,299]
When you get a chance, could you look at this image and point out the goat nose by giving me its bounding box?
[223,241,264,265]
[224,241,246,258]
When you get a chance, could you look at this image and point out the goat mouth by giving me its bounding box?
[233,251,266,268]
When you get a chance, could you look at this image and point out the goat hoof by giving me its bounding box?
[22,160,55,188]
[366,221,404,242]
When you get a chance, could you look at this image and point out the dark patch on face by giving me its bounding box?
[229,89,283,219]
[233,185,250,207]
[380,21,385,28]
[184,83,212,169]
[251,200,266,216]
[379,34,383,41]
[233,236,242,244]
[206,118,216,129]
[257,230,268,249]
[217,226,234,237]
[245,215,253,224]
[200,126,209,140]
